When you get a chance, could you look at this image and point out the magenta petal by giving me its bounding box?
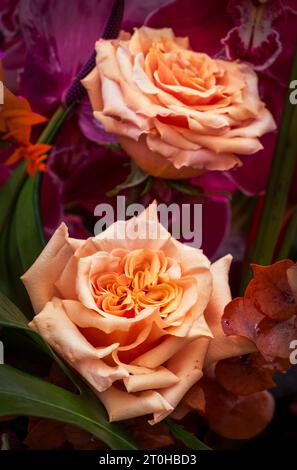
[222,0,286,71]
[78,97,117,145]
[18,0,113,113]
[145,0,232,55]
[227,133,277,196]
[122,0,172,31]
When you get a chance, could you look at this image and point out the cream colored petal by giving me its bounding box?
[55,255,78,300]
[119,134,206,179]
[204,335,257,367]
[123,367,179,392]
[76,251,121,312]
[239,63,262,117]
[64,299,159,334]
[93,111,143,140]
[98,386,173,421]
[225,108,276,138]
[63,300,132,333]
[204,254,233,337]
[101,75,149,130]
[55,238,102,300]
[164,277,198,325]
[145,134,241,171]
[154,119,199,151]
[183,133,263,155]
[81,67,103,111]
[167,105,231,129]
[150,337,210,424]
[163,237,210,274]
[94,206,171,252]
[129,27,175,55]
[132,52,159,94]
[21,223,73,313]
[132,336,191,368]
[29,298,128,392]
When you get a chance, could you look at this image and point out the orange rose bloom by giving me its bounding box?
[22,204,255,423]
[83,27,276,179]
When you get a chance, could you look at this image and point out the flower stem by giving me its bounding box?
[276,207,297,260]
[37,104,73,145]
[242,46,297,286]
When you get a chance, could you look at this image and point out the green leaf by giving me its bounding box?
[0,292,81,389]
[15,174,45,273]
[166,180,201,196]
[0,364,137,450]
[243,45,297,284]
[166,420,211,450]
[0,291,30,327]
[276,206,297,260]
[0,162,27,232]
[140,176,153,196]
[106,162,149,197]
[0,293,137,449]
[0,105,73,308]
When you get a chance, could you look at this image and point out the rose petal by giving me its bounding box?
[29,298,128,392]
[123,367,179,393]
[98,386,173,422]
[21,223,73,313]
[204,254,232,337]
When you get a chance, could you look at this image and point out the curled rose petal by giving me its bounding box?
[21,223,73,313]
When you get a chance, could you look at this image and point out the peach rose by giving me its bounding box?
[22,204,255,423]
[82,26,276,179]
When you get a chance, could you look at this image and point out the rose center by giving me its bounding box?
[90,249,182,317]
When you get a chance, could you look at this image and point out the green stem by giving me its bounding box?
[276,207,297,260]
[243,46,297,279]
[36,104,73,145]
[32,103,74,244]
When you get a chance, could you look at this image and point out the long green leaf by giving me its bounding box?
[0,162,27,232]
[245,47,297,271]
[0,293,135,449]
[0,365,137,450]
[15,175,45,272]
[166,420,211,450]
[277,207,297,260]
[0,292,81,389]
[0,105,73,308]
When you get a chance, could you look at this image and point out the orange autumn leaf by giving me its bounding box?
[200,378,275,440]
[24,419,67,450]
[124,418,174,450]
[246,260,297,321]
[25,418,106,450]
[5,143,52,176]
[181,378,275,440]
[222,259,297,361]
[215,353,289,396]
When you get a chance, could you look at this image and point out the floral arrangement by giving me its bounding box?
[0,0,296,452]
